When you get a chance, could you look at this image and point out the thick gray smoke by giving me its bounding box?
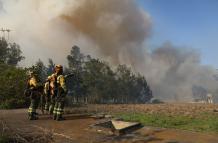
[59,0,151,66]
[0,0,217,102]
[145,42,218,102]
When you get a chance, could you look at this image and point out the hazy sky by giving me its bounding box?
[137,0,218,68]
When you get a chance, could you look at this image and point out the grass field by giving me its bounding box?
[64,104,218,133]
[116,112,218,133]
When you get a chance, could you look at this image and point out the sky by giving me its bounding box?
[137,0,218,68]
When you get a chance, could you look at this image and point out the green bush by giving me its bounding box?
[0,63,28,109]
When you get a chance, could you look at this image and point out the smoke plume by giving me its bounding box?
[0,0,217,102]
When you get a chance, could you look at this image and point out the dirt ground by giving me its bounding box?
[1,104,218,143]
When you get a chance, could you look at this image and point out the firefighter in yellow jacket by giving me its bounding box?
[44,73,58,114]
[53,65,67,121]
[26,71,42,120]
[44,78,51,114]
[47,73,58,114]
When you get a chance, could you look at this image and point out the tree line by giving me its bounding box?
[0,39,152,108]
[0,38,27,108]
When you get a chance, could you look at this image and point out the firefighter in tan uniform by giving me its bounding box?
[26,71,42,120]
[53,65,67,121]
[44,78,51,113]
[47,73,58,114]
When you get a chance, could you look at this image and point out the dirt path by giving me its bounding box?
[1,108,218,143]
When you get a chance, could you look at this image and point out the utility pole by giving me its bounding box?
[6,29,11,40]
[0,28,5,40]
[0,28,11,41]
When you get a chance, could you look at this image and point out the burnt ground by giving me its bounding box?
[1,104,218,143]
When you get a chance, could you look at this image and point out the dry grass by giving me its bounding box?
[65,103,218,117]
[0,119,53,143]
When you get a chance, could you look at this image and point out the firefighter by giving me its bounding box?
[53,65,67,121]
[40,86,46,115]
[44,77,51,114]
[26,71,42,120]
[48,73,58,114]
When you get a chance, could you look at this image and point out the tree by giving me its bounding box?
[0,63,27,108]
[132,74,153,103]
[0,38,24,66]
[6,43,25,66]
[0,38,8,63]
[47,58,55,75]
[65,46,153,104]
[116,65,133,103]
[67,45,84,70]
[83,59,113,103]
[66,46,86,102]
[0,39,27,108]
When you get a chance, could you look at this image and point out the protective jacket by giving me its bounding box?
[29,76,40,90]
[57,75,67,95]
[27,76,42,98]
[27,75,41,120]
[53,74,67,121]
[49,74,58,97]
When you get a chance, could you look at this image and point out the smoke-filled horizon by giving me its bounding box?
[0,0,217,102]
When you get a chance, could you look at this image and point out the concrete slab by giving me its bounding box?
[111,120,140,130]
[92,119,142,135]
[90,113,113,119]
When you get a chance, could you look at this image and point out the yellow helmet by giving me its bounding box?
[55,64,63,74]
[55,64,63,69]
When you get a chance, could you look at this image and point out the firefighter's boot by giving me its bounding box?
[56,114,65,121]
